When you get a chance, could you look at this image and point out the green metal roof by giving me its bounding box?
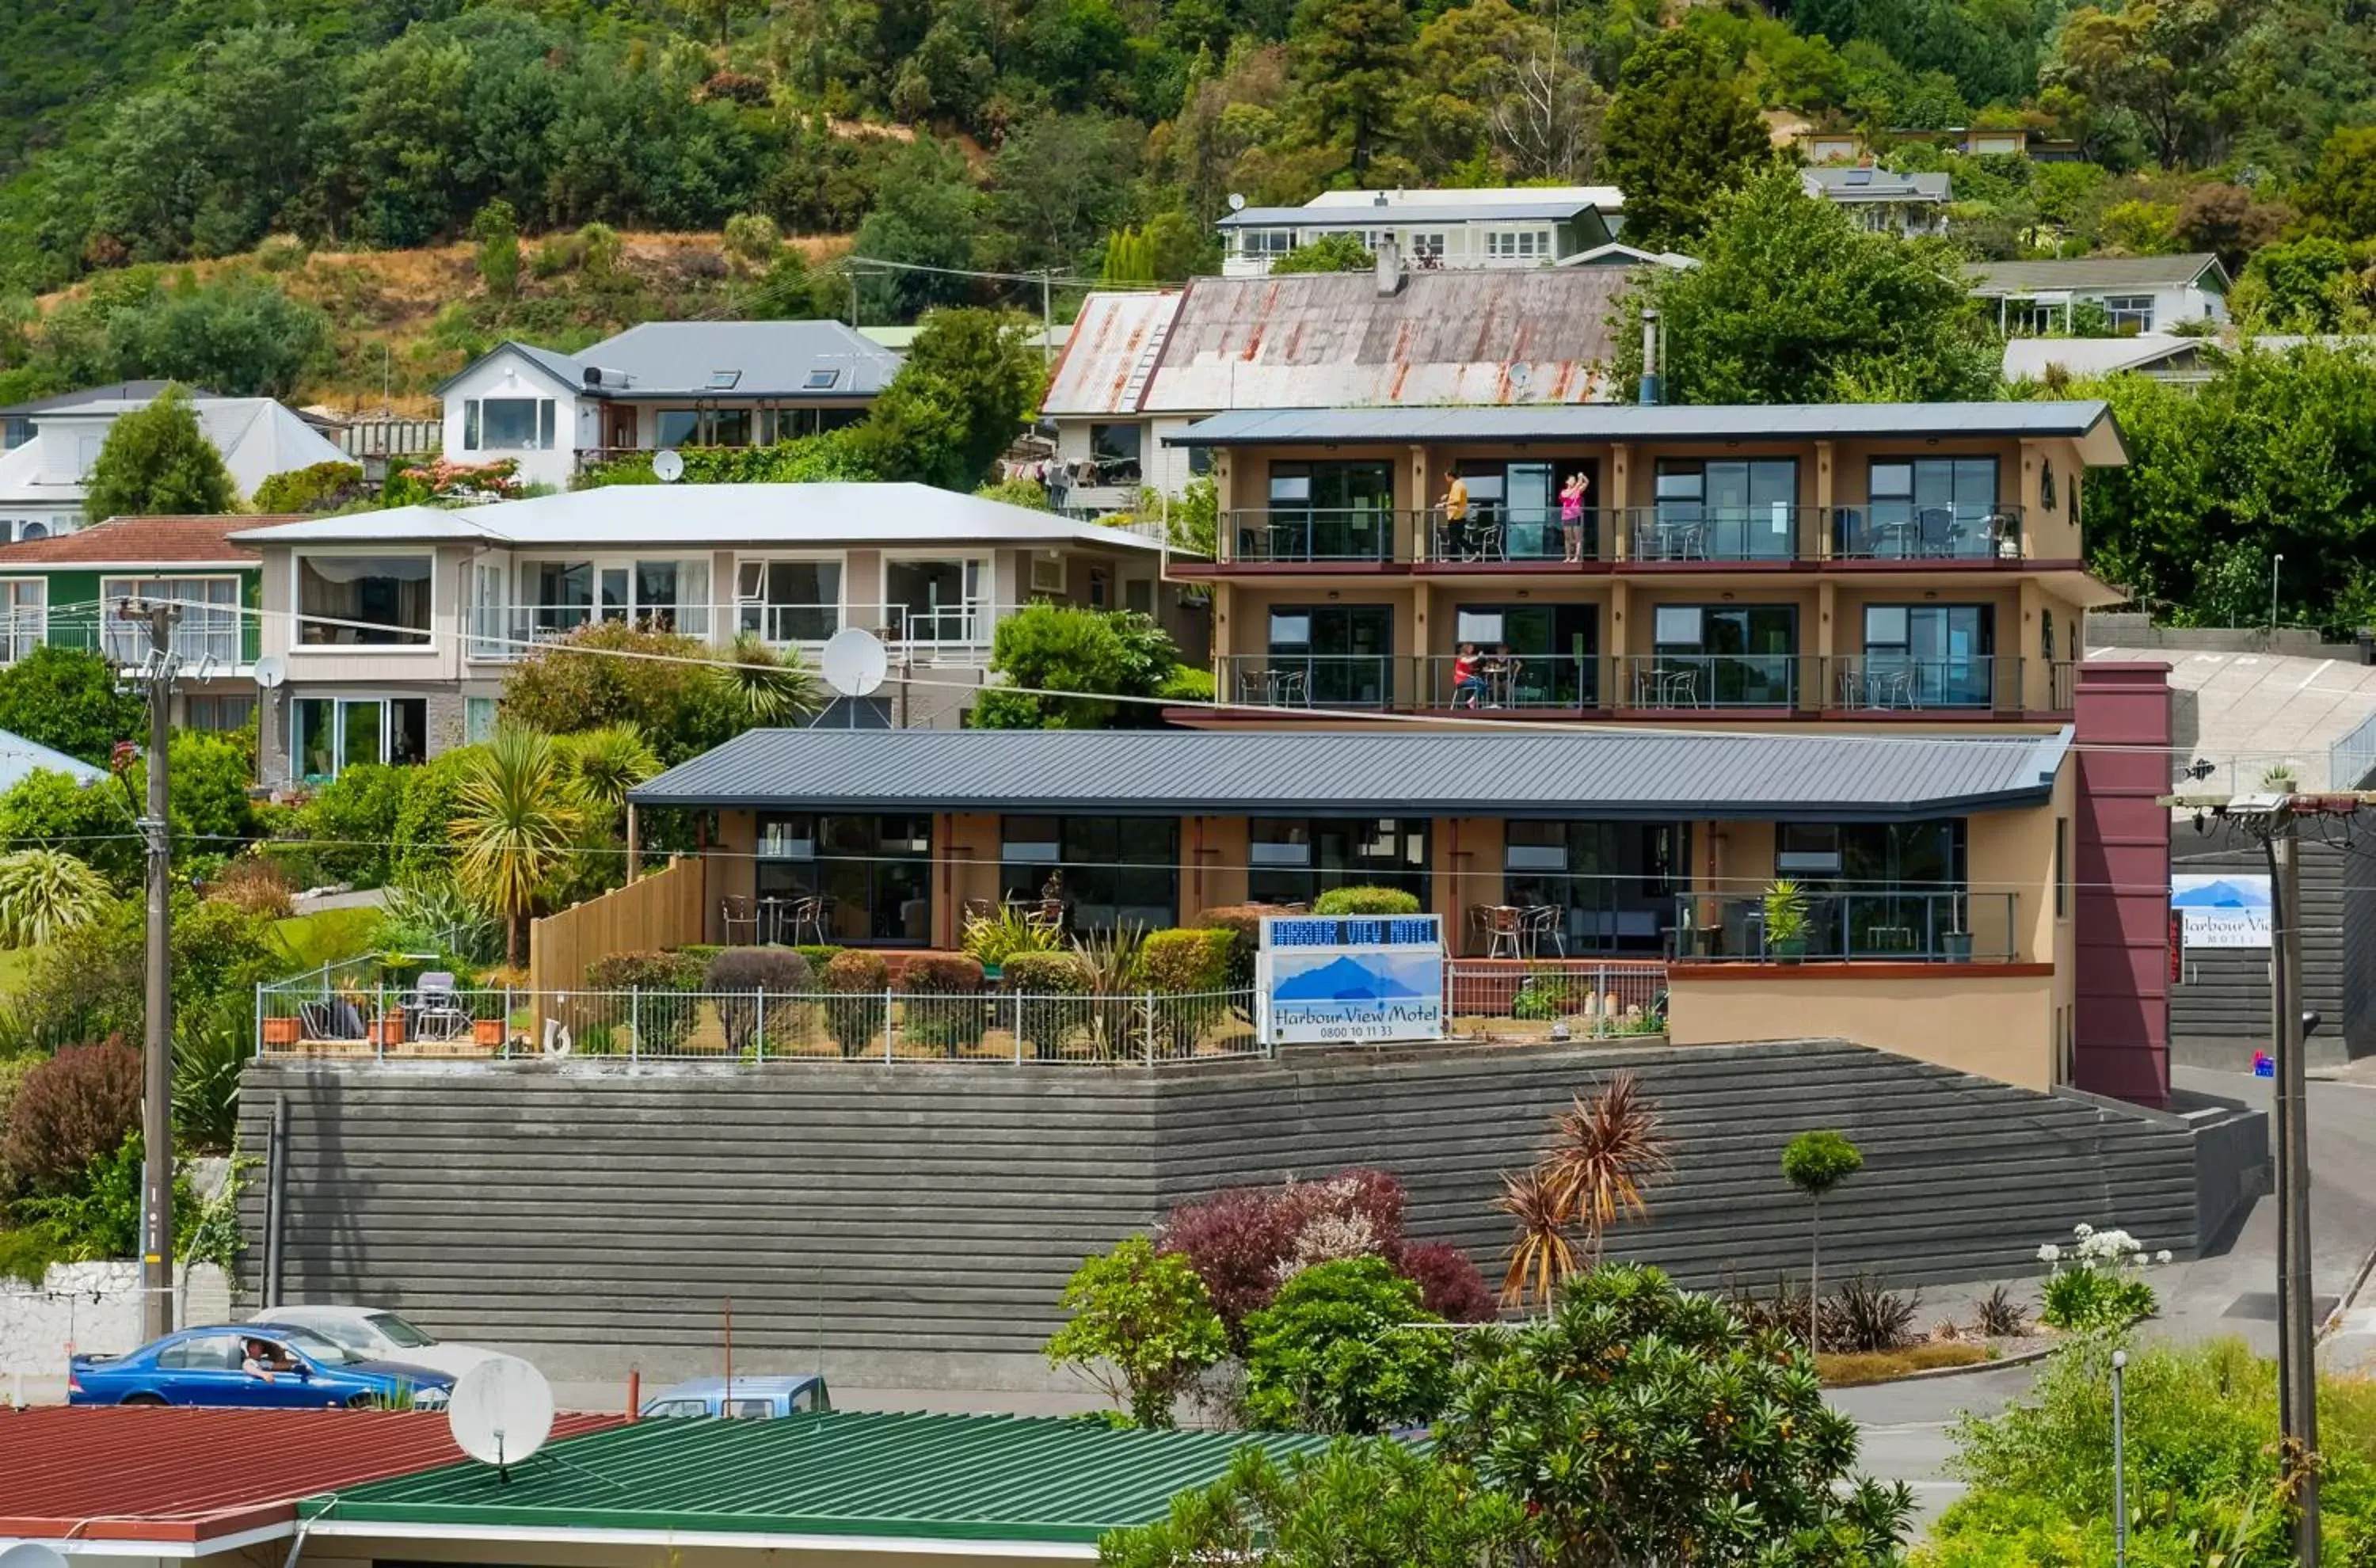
[298,1411,1333,1547]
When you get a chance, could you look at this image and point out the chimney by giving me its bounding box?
[1638,307,1661,405]
[1375,234,1404,296]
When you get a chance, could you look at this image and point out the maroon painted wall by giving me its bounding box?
[2073,661,2173,1106]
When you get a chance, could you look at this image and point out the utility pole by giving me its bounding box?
[2266,805,2319,1562]
[1040,269,1053,371]
[116,596,181,1342]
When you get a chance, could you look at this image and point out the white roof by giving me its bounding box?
[231,484,1166,552]
[1304,186,1623,211]
[2002,336,2203,381]
[0,726,105,790]
[0,396,348,508]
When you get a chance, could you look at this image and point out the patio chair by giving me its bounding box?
[786,894,832,945]
[720,896,760,945]
[1916,507,1956,558]
[299,998,367,1042]
[1486,905,1525,960]
[1026,898,1066,938]
[961,896,997,923]
[1522,905,1566,959]
[408,972,470,1043]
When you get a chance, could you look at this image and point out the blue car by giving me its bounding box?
[639,1373,830,1419]
[70,1323,454,1410]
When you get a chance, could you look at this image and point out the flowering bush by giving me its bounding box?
[386,457,522,504]
[2037,1222,2161,1331]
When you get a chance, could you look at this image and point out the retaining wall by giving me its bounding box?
[238,1038,2263,1390]
[0,1262,232,1384]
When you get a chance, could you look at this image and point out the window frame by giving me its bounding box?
[0,578,45,662]
[880,554,987,645]
[101,575,241,667]
[292,550,437,650]
[466,396,556,452]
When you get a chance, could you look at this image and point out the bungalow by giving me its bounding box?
[436,321,904,490]
[1800,166,1954,236]
[1969,253,2231,337]
[1217,185,1624,276]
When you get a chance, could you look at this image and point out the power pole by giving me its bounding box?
[116,596,181,1342]
[2266,806,2319,1562]
[1040,269,1053,370]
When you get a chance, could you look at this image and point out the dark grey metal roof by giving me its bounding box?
[1967,252,2229,296]
[1168,401,2127,462]
[631,727,2073,821]
[435,322,903,400]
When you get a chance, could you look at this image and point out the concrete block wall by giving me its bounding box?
[0,1262,232,1383]
[238,1039,2256,1391]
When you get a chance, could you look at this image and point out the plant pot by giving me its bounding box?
[1770,937,1808,961]
[472,1018,506,1047]
[262,1016,300,1045]
[1942,932,1973,961]
[376,1016,407,1047]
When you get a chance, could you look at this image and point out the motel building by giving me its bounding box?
[626,398,2178,1108]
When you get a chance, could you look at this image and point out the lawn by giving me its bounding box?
[0,946,33,1000]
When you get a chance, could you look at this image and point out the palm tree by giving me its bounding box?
[557,724,661,824]
[716,632,821,726]
[1494,1167,1578,1313]
[1541,1072,1672,1265]
[0,848,112,948]
[450,727,584,967]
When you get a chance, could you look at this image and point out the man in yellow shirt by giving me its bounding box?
[1442,472,1471,558]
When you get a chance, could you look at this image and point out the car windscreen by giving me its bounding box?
[270,1325,360,1364]
[277,1316,375,1353]
[365,1312,437,1349]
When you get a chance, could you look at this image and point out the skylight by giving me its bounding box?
[707,370,742,390]
[804,369,841,390]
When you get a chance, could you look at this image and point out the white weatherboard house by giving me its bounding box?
[0,389,348,541]
[436,321,904,490]
[1968,253,2230,337]
[231,484,1174,786]
[1217,186,1624,276]
[1800,166,1954,236]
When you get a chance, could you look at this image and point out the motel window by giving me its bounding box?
[2101,295,2155,334]
[999,816,1178,933]
[1860,604,1993,708]
[1246,817,1428,908]
[296,554,432,645]
[1652,459,1797,561]
[754,813,933,945]
[1089,423,1143,484]
[464,398,556,451]
[1499,821,1677,953]
[294,697,428,782]
[0,580,44,661]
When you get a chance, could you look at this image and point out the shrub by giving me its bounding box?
[171,1002,248,1155]
[821,949,889,1057]
[901,953,986,1055]
[1,1044,142,1194]
[706,947,819,1056]
[723,211,782,263]
[1137,928,1235,993]
[2036,1223,2163,1330]
[792,943,843,972]
[961,905,1053,968]
[1000,951,1093,1060]
[1159,1168,1413,1336]
[1974,1284,2029,1338]
[205,857,295,920]
[1192,904,1265,996]
[1045,1235,1228,1429]
[1393,1239,1498,1324]
[1510,970,1578,1021]
[0,847,116,946]
[584,950,707,1054]
[1312,885,1421,916]
[1241,1255,1451,1435]
[294,764,410,887]
[250,461,364,514]
[1833,1274,1920,1353]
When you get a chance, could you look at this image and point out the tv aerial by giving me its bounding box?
[447,1356,556,1481]
[652,449,685,484]
[1228,192,1247,211]
[821,627,888,698]
[252,654,287,691]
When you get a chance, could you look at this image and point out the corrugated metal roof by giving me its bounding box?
[438,324,903,400]
[1041,291,1182,417]
[1141,271,1625,412]
[300,1411,1330,1546]
[1219,199,1599,227]
[1802,167,1952,201]
[630,726,2073,821]
[1168,400,2128,464]
[1967,252,2227,296]
[0,514,277,566]
[0,1406,619,1544]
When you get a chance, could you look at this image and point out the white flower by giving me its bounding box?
[2073,1223,2096,1239]
[2037,1243,2062,1264]
[2155,1250,2173,1265]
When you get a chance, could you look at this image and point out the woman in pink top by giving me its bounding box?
[1559,471,1591,562]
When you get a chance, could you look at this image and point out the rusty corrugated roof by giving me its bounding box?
[0,515,288,566]
[1139,269,1626,413]
[1040,291,1182,417]
[0,1406,619,1544]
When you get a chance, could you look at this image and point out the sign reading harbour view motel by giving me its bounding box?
[1257,915,1446,1045]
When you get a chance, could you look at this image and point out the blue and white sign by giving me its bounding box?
[2171,873,2273,950]
[1256,915,1445,1045]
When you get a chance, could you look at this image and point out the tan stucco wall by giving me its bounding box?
[1666,968,2058,1088]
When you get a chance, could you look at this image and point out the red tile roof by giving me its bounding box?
[0,515,299,567]
[0,1406,622,1544]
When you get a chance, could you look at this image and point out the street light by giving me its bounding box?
[2272,553,2286,634]
[2112,1347,2129,1568]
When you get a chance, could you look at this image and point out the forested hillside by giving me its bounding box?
[5,0,2376,325]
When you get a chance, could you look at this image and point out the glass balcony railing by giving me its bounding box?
[1674,889,2019,963]
[1216,654,1395,710]
[1223,508,1408,564]
[1830,502,2024,561]
[1615,653,1799,710]
[1622,504,1826,563]
[1414,653,1596,710]
[1426,507,1616,564]
[1822,653,2009,712]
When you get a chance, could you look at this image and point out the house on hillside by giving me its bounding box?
[1217,187,1625,277]
[1968,253,2230,337]
[232,484,1175,785]
[1040,264,1632,513]
[1799,127,2082,163]
[0,513,277,732]
[436,321,904,490]
[1800,166,1954,235]
[0,389,346,542]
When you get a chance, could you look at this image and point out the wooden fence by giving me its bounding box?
[528,857,706,995]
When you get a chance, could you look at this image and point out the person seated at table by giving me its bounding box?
[1451,643,1484,708]
[1479,643,1517,707]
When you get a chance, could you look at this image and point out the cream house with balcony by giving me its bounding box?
[233,485,1170,786]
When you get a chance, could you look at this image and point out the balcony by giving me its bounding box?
[1216,654,1395,710]
[1830,503,2024,563]
[1427,508,1616,565]
[1674,890,2019,963]
[1822,654,2011,714]
[1221,508,1413,565]
[1614,653,1799,710]
[1620,504,1827,565]
[1414,653,1596,712]
[1,610,256,671]
[468,603,717,660]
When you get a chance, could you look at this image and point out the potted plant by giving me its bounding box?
[261,1014,301,1046]
[1762,878,1810,960]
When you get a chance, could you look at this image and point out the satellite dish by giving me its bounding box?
[447,1355,555,1474]
[253,654,286,691]
[1,1543,69,1568]
[652,449,685,484]
[1227,192,1247,212]
[821,627,888,698]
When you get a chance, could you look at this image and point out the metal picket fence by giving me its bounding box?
[1442,961,1667,1038]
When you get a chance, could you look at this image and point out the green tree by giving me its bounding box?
[1101,227,1156,286]
[1441,1264,1912,1564]
[1781,1128,1864,1357]
[499,622,746,766]
[2045,1,2238,172]
[1100,1440,1531,1568]
[1241,1257,1452,1434]
[851,137,982,322]
[0,646,143,765]
[0,847,114,948]
[847,307,1045,491]
[975,603,1179,729]
[2235,235,2373,332]
[1270,233,1375,274]
[983,114,1138,276]
[82,385,235,523]
[450,726,584,967]
[1613,166,2000,404]
[2299,125,2376,242]
[1045,1235,1228,1428]
[471,198,520,301]
[1288,0,1412,176]
[1602,29,1772,251]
